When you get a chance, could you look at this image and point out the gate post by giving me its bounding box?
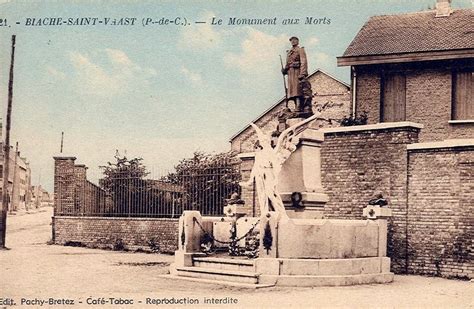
[173,211,204,268]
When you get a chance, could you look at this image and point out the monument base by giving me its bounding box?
[281,192,328,219]
[256,256,393,286]
[170,215,394,288]
[169,255,393,288]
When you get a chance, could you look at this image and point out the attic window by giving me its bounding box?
[452,70,473,121]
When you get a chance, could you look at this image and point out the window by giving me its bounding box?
[452,71,473,120]
[381,73,406,122]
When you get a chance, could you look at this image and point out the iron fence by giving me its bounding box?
[55,161,241,218]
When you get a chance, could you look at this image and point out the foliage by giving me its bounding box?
[98,151,240,217]
[164,151,241,215]
[180,224,186,249]
[147,237,161,253]
[244,232,260,258]
[228,222,240,256]
[112,238,126,251]
[263,221,273,254]
[340,111,368,126]
[200,233,215,254]
[99,152,150,216]
[100,152,149,180]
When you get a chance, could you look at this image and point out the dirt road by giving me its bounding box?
[1,208,472,308]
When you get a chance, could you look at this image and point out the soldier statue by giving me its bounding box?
[281,36,313,118]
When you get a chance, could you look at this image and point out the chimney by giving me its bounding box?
[435,0,453,17]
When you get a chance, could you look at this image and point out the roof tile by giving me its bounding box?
[343,9,474,57]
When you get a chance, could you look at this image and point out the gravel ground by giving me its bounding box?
[1,207,472,309]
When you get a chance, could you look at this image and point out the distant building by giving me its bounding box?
[0,143,33,212]
[31,185,53,208]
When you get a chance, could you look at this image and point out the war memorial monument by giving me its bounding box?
[167,37,394,287]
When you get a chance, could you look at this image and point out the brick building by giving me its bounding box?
[230,69,351,153]
[231,1,473,279]
[337,2,473,142]
[0,143,33,212]
[31,185,53,208]
[331,1,473,278]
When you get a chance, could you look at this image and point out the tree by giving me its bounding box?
[100,152,149,216]
[164,151,241,215]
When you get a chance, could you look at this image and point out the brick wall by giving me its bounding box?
[238,155,258,217]
[53,157,77,215]
[355,65,474,142]
[405,69,452,142]
[355,71,381,123]
[321,123,420,273]
[53,216,179,253]
[235,124,473,279]
[73,164,87,214]
[407,144,474,279]
[53,156,180,253]
[54,157,107,216]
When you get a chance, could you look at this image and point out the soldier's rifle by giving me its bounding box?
[279,55,289,107]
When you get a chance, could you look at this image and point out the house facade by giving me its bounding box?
[0,144,33,212]
[328,1,473,278]
[337,3,473,142]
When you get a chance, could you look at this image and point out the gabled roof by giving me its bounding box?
[229,69,350,142]
[338,8,474,65]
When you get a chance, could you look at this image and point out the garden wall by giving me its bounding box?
[320,122,421,273]
[53,216,179,253]
[406,140,473,279]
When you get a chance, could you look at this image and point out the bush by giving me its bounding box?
[163,151,241,215]
[340,111,368,126]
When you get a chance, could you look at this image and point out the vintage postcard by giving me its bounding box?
[0,0,472,308]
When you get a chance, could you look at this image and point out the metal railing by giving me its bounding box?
[55,162,241,218]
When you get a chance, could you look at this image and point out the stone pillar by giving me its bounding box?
[53,156,76,215]
[173,211,204,268]
[278,121,329,219]
[363,205,393,257]
[237,152,257,217]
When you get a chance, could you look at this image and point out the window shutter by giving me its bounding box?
[382,73,406,122]
[453,72,473,120]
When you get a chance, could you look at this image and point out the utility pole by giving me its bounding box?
[60,131,63,153]
[1,35,16,249]
[36,170,41,209]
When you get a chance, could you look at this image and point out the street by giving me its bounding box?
[1,208,472,308]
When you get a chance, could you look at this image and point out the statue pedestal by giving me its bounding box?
[278,121,328,219]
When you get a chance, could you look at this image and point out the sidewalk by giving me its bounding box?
[1,208,472,308]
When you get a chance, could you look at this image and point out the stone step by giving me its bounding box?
[259,272,394,287]
[160,275,274,289]
[193,257,255,272]
[175,266,259,284]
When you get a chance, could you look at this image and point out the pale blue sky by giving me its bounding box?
[0,0,471,191]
